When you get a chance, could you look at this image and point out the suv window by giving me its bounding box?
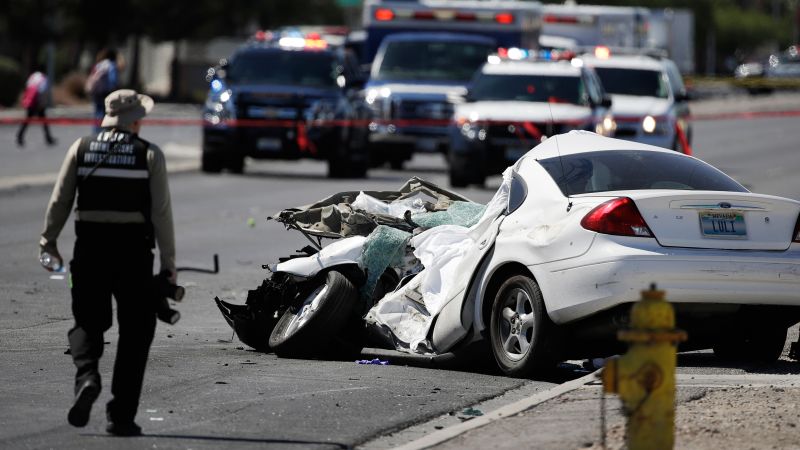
[538,150,748,195]
[374,41,493,82]
[469,73,586,105]
[227,50,338,88]
[593,67,669,98]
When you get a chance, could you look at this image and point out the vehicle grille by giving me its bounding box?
[392,99,453,120]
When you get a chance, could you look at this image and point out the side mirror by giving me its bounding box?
[674,91,691,102]
[600,95,613,108]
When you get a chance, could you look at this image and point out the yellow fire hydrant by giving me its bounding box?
[601,284,687,450]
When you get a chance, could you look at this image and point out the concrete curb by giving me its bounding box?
[392,369,601,450]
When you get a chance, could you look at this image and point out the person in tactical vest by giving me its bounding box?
[39,89,175,436]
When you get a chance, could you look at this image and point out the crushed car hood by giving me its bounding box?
[270,177,470,239]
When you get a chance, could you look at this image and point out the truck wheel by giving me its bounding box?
[490,275,556,377]
[227,154,245,174]
[269,270,358,358]
[389,157,405,171]
[201,150,224,173]
[449,153,484,188]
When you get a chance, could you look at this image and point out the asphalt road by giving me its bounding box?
[1,103,800,449]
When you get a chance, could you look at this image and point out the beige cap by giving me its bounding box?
[101,89,154,128]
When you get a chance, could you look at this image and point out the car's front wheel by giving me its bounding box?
[268,270,358,358]
[490,275,556,377]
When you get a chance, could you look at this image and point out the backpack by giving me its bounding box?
[21,72,45,109]
[85,59,113,96]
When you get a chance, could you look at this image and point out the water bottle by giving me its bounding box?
[40,252,63,272]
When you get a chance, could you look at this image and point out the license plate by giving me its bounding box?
[256,137,282,151]
[415,138,438,152]
[505,147,529,161]
[699,210,746,238]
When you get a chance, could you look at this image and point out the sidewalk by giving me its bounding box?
[382,326,800,450]
[421,373,800,450]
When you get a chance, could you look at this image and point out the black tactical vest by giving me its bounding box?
[76,130,151,218]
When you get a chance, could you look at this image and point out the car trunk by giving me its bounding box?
[628,191,800,250]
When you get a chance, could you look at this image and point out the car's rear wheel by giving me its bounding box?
[268,270,358,358]
[490,275,556,377]
[713,325,787,363]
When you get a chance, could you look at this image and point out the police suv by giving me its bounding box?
[201,31,371,178]
[448,50,615,187]
[579,50,691,152]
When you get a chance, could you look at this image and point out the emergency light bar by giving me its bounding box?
[542,14,596,25]
[374,7,514,24]
[492,47,577,62]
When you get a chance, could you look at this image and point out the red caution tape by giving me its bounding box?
[675,121,693,156]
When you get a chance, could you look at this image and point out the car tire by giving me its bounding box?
[489,275,556,377]
[268,270,358,358]
[449,153,484,188]
[227,154,245,174]
[389,157,405,171]
[201,150,224,173]
[713,325,787,363]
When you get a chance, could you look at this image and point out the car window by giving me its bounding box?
[663,61,685,96]
[583,69,603,105]
[374,41,494,82]
[538,150,748,195]
[593,67,669,98]
[228,50,338,88]
[469,73,587,105]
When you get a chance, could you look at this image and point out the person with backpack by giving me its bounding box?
[86,48,119,132]
[16,64,57,147]
[39,89,176,436]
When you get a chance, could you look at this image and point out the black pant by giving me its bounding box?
[16,107,54,143]
[68,222,156,423]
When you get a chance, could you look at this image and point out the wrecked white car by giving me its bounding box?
[217,131,800,376]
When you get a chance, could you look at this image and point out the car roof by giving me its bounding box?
[381,32,496,45]
[482,60,582,77]
[579,54,665,71]
[525,130,678,161]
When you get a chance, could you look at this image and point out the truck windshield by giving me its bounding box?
[227,51,338,88]
[593,68,669,98]
[469,74,586,105]
[374,41,493,82]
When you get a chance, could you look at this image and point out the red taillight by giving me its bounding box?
[375,8,394,21]
[413,10,435,20]
[455,11,477,21]
[581,197,654,238]
[793,214,800,243]
[495,12,514,24]
[543,15,578,24]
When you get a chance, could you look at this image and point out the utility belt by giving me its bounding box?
[75,220,155,249]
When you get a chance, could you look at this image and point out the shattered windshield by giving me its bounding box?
[374,41,494,82]
[469,74,586,105]
[539,150,748,195]
[593,67,669,98]
[227,50,338,88]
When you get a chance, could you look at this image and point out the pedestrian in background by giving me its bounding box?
[16,64,57,147]
[85,48,119,132]
[39,89,176,436]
